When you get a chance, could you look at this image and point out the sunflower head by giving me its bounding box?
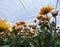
[39,5,54,15]
[16,20,21,25]
[36,14,43,20]
[0,18,10,32]
[16,20,26,25]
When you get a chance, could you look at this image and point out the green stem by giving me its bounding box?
[46,14,53,47]
[54,17,57,47]
[51,17,57,47]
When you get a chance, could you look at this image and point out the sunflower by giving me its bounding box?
[39,5,54,15]
[15,20,21,25]
[16,20,26,25]
[0,18,10,32]
[36,14,43,20]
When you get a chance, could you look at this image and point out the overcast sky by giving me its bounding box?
[0,0,60,24]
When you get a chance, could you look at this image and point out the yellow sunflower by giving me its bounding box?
[39,5,54,15]
[0,18,10,32]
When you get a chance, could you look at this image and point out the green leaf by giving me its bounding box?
[55,35,60,41]
[0,45,10,47]
[40,25,45,30]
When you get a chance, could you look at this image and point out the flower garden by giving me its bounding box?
[0,5,60,47]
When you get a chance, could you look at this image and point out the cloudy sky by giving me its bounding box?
[0,0,60,24]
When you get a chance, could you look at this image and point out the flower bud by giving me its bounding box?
[51,10,58,17]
